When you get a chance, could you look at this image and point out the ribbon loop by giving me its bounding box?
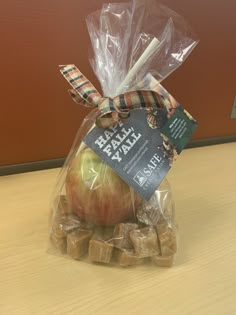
[68,89,88,106]
[60,65,101,107]
[60,64,176,128]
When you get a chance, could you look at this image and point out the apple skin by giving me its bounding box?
[65,147,141,225]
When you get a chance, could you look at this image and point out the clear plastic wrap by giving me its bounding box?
[49,0,198,268]
[86,0,198,97]
[49,110,177,267]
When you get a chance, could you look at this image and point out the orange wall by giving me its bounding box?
[1,0,236,166]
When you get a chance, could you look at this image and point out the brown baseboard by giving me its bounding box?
[0,158,65,176]
[1,135,236,176]
[187,135,236,148]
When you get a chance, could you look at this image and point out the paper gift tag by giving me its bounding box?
[84,105,197,200]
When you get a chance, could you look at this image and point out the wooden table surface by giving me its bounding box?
[1,143,236,315]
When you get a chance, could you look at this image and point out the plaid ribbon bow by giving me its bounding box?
[60,64,172,128]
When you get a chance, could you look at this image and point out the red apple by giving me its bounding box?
[65,147,141,225]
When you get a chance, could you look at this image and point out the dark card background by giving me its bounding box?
[84,110,171,200]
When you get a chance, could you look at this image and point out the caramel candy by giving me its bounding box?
[52,214,82,238]
[113,223,138,249]
[88,226,114,263]
[88,240,114,263]
[92,226,114,241]
[136,204,174,226]
[129,227,160,258]
[136,186,174,226]
[152,255,174,267]
[67,230,93,259]
[113,249,143,267]
[50,233,67,254]
[50,211,80,254]
[136,205,161,226]
[156,224,177,256]
[50,207,92,255]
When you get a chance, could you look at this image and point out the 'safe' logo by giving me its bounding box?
[133,171,147,187]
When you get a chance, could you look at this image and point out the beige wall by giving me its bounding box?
[1,0,236,165]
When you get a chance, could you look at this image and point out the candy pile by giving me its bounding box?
[50,196,177,267]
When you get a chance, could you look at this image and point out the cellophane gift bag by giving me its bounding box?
[49,0,198,268]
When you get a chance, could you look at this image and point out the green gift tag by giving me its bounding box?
[160,106,198,153]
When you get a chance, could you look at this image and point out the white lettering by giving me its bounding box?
[169,118,178,129]
[103,144,112,156]
[95,136,107,149]
[112,151,122,162]
[104,129,114,140]
[143,168,152,176]
[142,153,163,176]
[111,139,120,150]
[116,132,126,143]
[131,132,141,141]
[120,144,130,155]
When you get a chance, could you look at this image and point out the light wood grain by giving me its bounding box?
[1,143,236,315]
